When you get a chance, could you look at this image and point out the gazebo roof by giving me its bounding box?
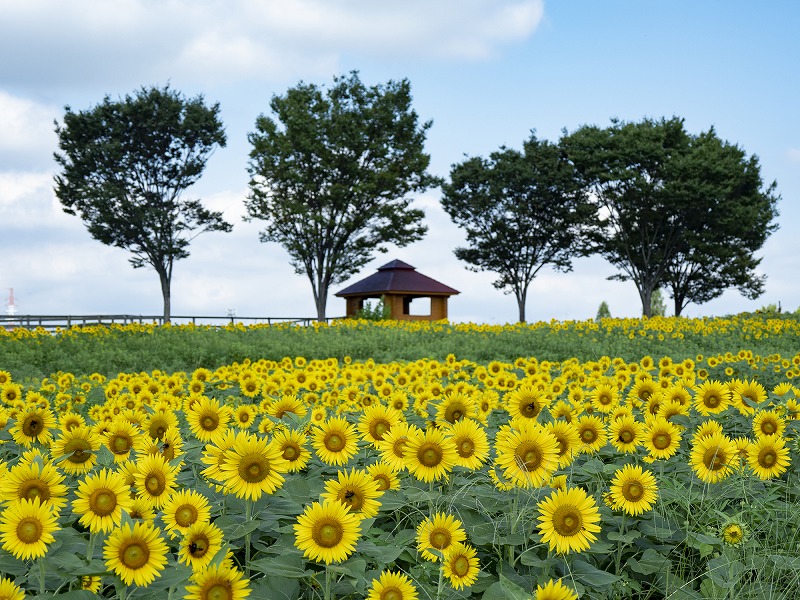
[335,260,460,297]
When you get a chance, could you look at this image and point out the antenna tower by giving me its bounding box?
[6,288,17,316]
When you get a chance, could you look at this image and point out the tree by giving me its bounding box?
[245,72,437,320]
[440,134,594,323]
[595,301,611,321]
[53,85,230,323]
[650,288,667,317]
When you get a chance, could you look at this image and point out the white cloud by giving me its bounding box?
[0,92,59,169]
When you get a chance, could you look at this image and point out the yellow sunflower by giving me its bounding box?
[233,404,258,430]
[719,518,748,547]
[537,486,601,554]
[608,464,658,515]
[134,453,180,509]
[747,435,790,479]
[294,500,362,564]
[103,417,141,463]
[376,422,420,472]
[199,429,239,484]
[441,543,480,590]
[752,409,785,438]
[433,391,477,426]
[103,522,168,587]
[534,578,579,600]
[357,404,403,444]
[608,414,645,454]
[50,424,101,474]
[79,575,102,593]
[161,489,211,537]
[644,416,682,460]
[0,576,25,600]
[218,432,287,501]
[505,385,550,421]
[731,379,767,415]
[690,432,738,484]
[142,409,179,440]
[266,394,308,419]
[542,420,580,468]
[444,418,490,470]
[186,397,232,443]
[178,521,225,571]
[367,461,400,492]
[10,405,57,447]
[590,383,619,413]
[494,421,560,488]
[272,428,312,472]
[312,416,360,466]
[0,459,69,512]
[72,468,134,533]
[321,468,383,518]
[184,562,250,600]
[367,570,418,600]
[416,512,467,562]
[0,497,59,560]
[574,414,608,454]
[692,380,731,415]
[403,426,458,483]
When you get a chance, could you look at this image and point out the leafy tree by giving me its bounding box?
[441,134,593,323]
[245,72,437,320]
[53,85,230,323]
[595,301,611,321]
[650,288,667,317]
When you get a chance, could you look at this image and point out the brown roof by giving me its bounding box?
[335,260,460,297]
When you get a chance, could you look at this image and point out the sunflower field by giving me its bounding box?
[1,315,800,600]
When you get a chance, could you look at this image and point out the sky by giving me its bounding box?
[0,0,798,324]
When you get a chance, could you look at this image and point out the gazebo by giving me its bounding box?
[335,260,459,321]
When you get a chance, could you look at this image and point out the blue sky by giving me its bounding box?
[0,1,797,323]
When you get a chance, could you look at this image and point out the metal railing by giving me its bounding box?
[0,314,343,331]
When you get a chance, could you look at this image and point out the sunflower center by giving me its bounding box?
[392,438,407,458]
[22,415,42,437]
[380,586,402,600]
[703,448,727,470]
[653,433,671,450]
[623,481,644,502]
[145,472,166,495]
[201,415,219,431]
[724,525,743,543]
[20,481,49,502]
[283,445,299,461]
[176,505,199,527]
[516,443,542,472]
[452,555,471,577]
[120,541,150,570]
[371,420,390,440]
[374,475,391,491]
[431,530,451,549]
[66,439,93,463]
[759,449,777,467]
[340,488,363,510]
[458,439,475,458]
[761,421,777,435]
[238,454,269,483]
[619,430,634,444]
[112,434,133,454]
[552,506,583,537]
[189,535,209,557]
[598,394,612,406]
[90,489,118,516]
[325,432,344,451]
[446,406,465,423]
[705,394,720,407]
[314,519,343,548]
[419,443,443,467]
[17,517,43,544]
[520,399,540,418]
[581,428,598,444]
[239,413,250,423]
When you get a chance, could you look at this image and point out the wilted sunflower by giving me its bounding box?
[72,468,134,533]
[534,578,579,600]
[103,522,168,587]
[366,570,418,600]
[0,497,59,560]
[134,453,180,509]
[574,415,608,454]
[218,432,287,501]
[50,424,101,474]
[294,499,362,564]
[178,521,224,571]
[644,416,682,460]
[272,428,311,472]
[693,380,731,415]
[416,512,467,562]
[10,405,57,447]
[313,416,360,466]
[608,414,645,454]
[161,489,211,537]
[184,562,251,600]
[358,404,403,444]
[444,418,490,470]
[441,543,480,590]
[537,486,601,554]
[186,397,232,443]
[494,421,560,488]
[0,459,69,512]
[0,576,25,600]
[403,427,458,483]
[608,464,658,515]
[690,432,738,484]
[747,435,790,479]
[321,468,383,518]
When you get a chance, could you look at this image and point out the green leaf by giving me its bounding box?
[571,558,620,587]
[497,573,535,600]
[626,549,669,575]
[607,529,641,544]
[249,553,314,578]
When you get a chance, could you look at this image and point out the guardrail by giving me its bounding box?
[0,314,343,331]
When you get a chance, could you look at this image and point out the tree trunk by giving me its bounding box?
[315,281,328,322]
[639,285,652,318]
[157,268,171,324]
[515,286,527,324]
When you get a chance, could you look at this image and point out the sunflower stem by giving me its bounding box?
[325,563,333,600]
[86,531,97,562]
[614,513,627,574]
[435,561,445,600]
[245,499,253,577]
[38,556,46,594]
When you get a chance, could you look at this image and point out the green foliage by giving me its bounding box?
[53,85,231,322]
[650,288,667,317]
[596,301,611,320]
[353,297,392,321]
[245,71,439,320]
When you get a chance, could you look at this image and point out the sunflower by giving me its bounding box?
[719,517,748,547]
[694,419,724,440]
[574,414,608,454]
[72,468,134,533]
[50,424,101,474]
[321,468,383,518]
[79,575,102,593]
[367,461,400,492]
[505,385,550,421]
[1,382,23,406]
[444,418,490,470]
[59,411,86,431]
[358,404,402,444]
[134,453,180,509]
[271,428,312,472]
[0,459,69,512]
[367,570,418,600]
[0,498,59,560]
[294,499,362,564]
[0,576,24,600]
[10,405,57,447]
[693,380,731,415]
[161,489,211,537]
[629,377,658,404]
[608,414,645,454]
[542,420,580,468]
[218,432,287,501]
[178,521,224,571]
[416,512,467,562]
[441,543,480,590]
[199,429,239,484]
[184,562,250,600]
[142,409,179,440]
[376,422,420,472]
[103,522,168,586]
[537,486,602,554]
[731,379,768,415]
[233,404,257,430]
[534,579,579,600]
[747,435,790,479]
[644,416,682,460]
[690,432,738,484]
[186,397,232,443]
[403,426,458,483]
[608,464,658,515]
[590,383,619,413]
[494,421,559,488]
[313,416,360,466]
[752,409,785,438]
[266,395,308,419]
[434,391,477,426]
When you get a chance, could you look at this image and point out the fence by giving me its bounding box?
[0,314,342,331]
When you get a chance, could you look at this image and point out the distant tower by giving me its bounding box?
[6,288,17,316]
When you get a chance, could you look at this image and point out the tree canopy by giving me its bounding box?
[441,134,593,323]
[53,85,230,322]
[245,71,438,320]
